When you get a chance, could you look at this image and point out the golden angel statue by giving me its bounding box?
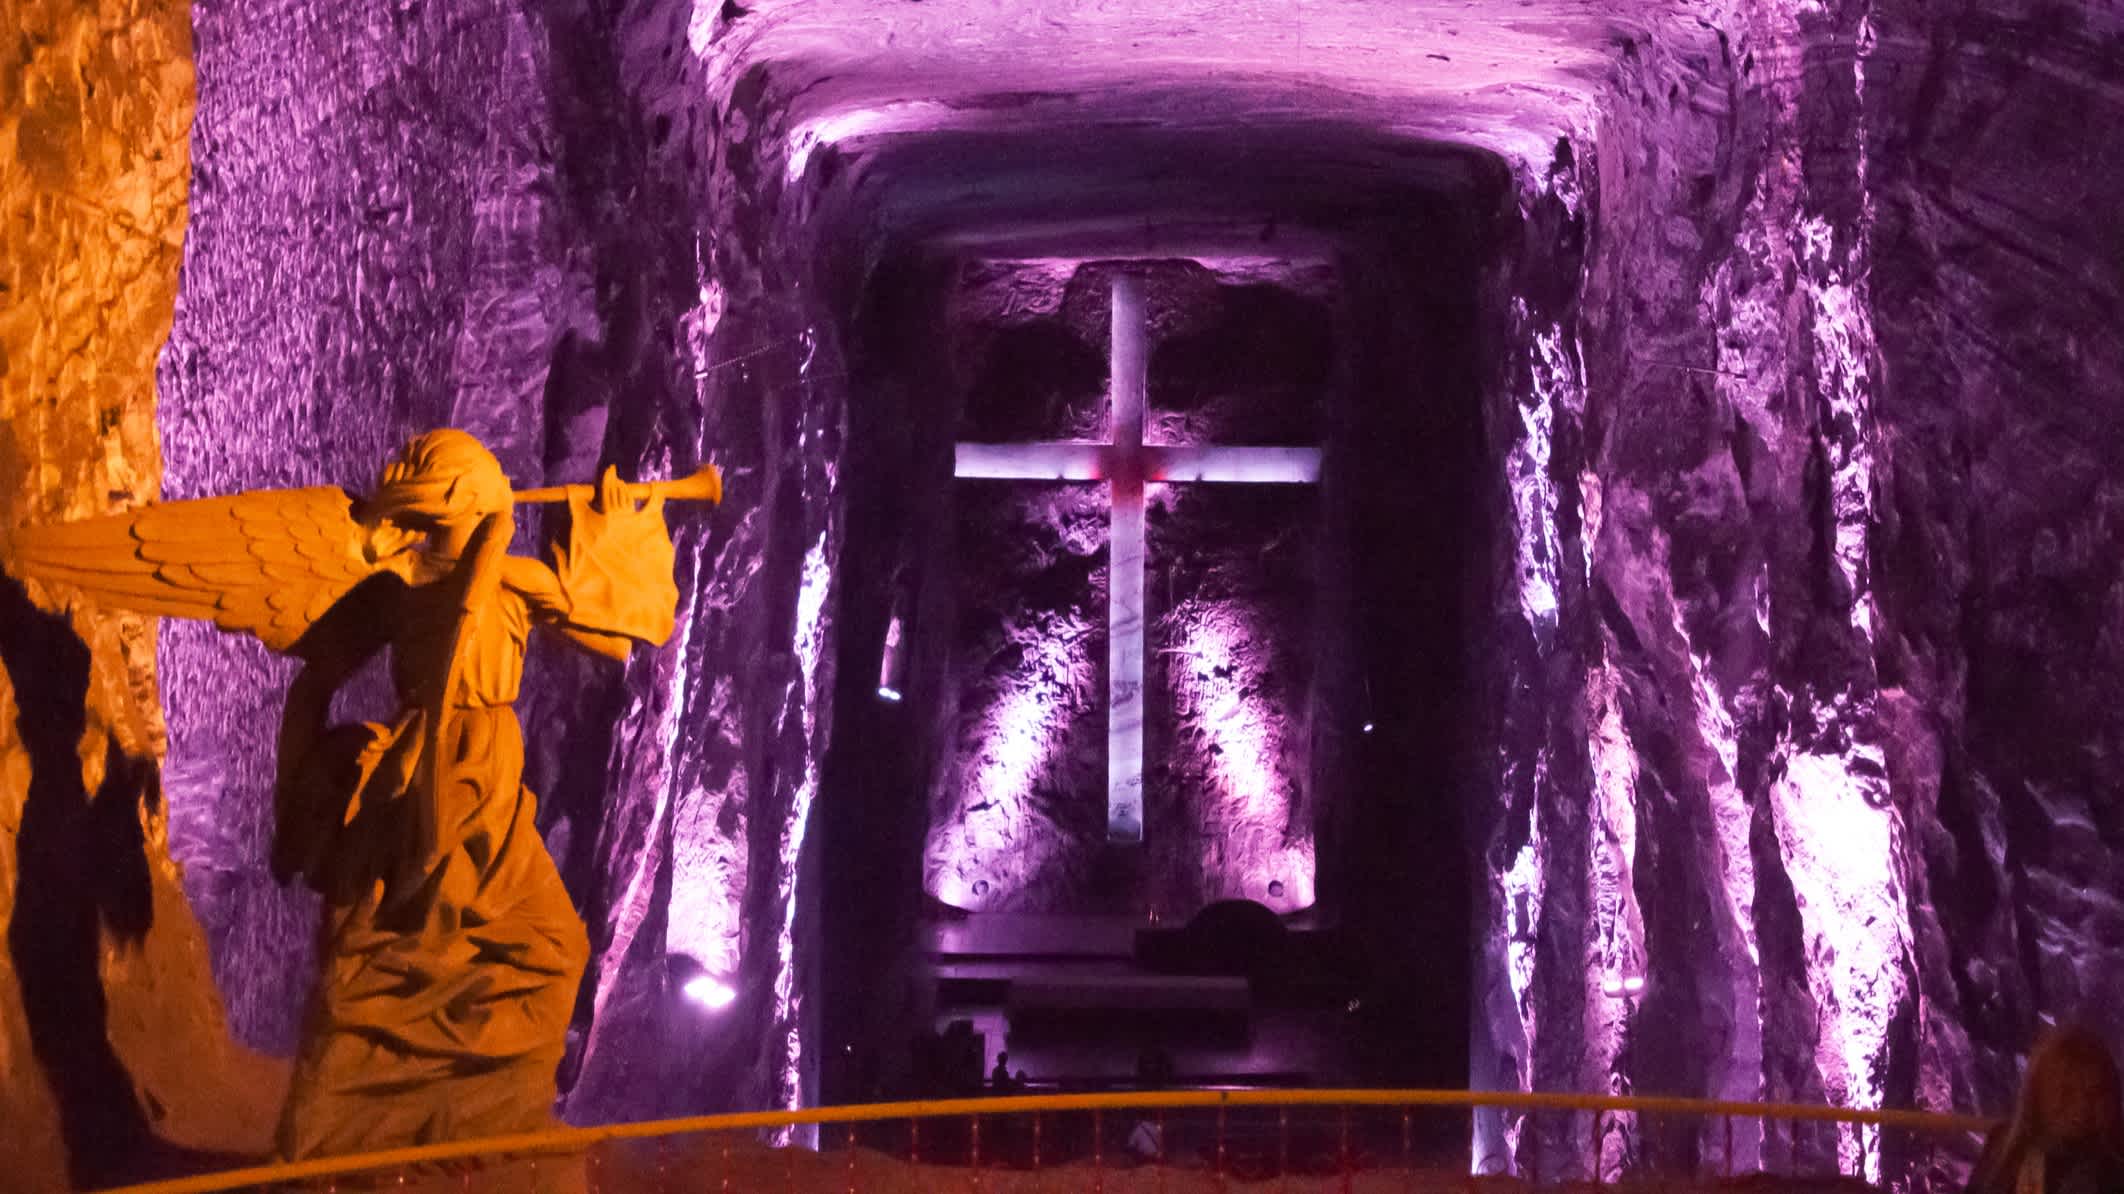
[1,429,720,1162]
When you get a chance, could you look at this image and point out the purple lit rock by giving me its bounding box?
[1478,0,2124,1176]
[160,0,601,1056]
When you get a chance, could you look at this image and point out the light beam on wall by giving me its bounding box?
[783,102,950,183]
[1171,607,1316,912]
[771,530,832,1141]
[926,624,1087,910]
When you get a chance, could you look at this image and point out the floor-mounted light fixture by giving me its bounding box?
[684,973,738,1010]
[1600,973,1646,999]
[668,953,737,1014]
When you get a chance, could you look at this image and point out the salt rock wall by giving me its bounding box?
[545,0,851,1125]
[1479,0,2124,1180]
[923,261,1114,915]
[1862,0,2124,1116]
[0,1,282,1188]
[1481,2,1929,1175]
[1142,269,1336,918]
[159,0,609,1057]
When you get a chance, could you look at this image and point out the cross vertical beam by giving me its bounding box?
[1107,275,1148,842]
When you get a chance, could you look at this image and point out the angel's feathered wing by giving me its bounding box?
[2,487,386,656]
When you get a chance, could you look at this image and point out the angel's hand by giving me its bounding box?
[363,519,422,564]
[597,465,628,514]
[551,464,680,648]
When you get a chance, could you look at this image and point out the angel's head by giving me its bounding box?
[364,429,513,540]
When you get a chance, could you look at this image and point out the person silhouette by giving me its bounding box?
[991,1051,1015,1094]
[1968,1025,2124,1194]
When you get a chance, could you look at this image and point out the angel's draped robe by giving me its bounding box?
[274,503,676,1161]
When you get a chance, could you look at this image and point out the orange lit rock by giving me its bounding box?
[0,1,284,1187]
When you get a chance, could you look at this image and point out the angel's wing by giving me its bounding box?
[1,486,388,655]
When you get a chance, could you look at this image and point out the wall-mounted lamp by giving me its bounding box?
[877,598,907,703]
[1600,974,1646,999]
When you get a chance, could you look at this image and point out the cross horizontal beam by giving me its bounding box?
[952,442,1106,481]
[954,443,1321,485]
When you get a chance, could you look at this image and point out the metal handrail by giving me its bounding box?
[97,1088,1996,1194]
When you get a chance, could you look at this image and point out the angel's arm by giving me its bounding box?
[507,556,635,664]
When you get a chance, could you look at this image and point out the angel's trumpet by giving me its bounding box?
[513,463,722,507]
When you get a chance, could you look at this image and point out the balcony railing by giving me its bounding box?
[97,1089,1995,1193]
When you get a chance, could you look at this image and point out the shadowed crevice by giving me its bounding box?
[0,574,225,1187]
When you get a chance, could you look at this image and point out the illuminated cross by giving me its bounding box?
[954,273,1323,843]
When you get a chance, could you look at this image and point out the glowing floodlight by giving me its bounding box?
[683,973,737,1010]
[1601,974,1646,998]
[670,952,738,1012]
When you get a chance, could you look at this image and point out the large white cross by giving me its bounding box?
[954,273,1323,843]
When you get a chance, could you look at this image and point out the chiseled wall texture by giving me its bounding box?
[156,0,608,1060]
[1478,0,2124,1179]
[0,2,282,1190]
[1864,0,2124,1116]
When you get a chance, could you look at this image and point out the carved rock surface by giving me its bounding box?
[158,0,602,1059]
[1479,0,2124,1177]
[0,1,282,1188]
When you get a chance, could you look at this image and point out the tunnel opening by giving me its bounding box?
[809,118,1518,1115]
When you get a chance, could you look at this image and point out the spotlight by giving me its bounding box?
[683,974,738,1010]
[1361,721,1376,735]
[1601,974,1646,999]
[668,952,738,1013]
[877,595,908,704]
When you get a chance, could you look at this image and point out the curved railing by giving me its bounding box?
[98,1089,1996,1193]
